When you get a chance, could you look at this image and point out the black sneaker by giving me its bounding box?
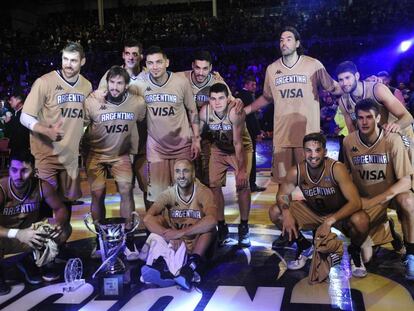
[217,223,229,246]
[389,217,404,252]
[238,223,251,248]
[271,234,294,249]
[0,268,10,296]
[175,263,200,290]
[250,184,266,192]
[16,253,43,285]
[140,257,175,287]
[42,261,61,282]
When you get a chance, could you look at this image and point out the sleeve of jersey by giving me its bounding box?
[98,71,109,90]
[390,135,414,180]
[182,79,197,111]
[22,78,46,117]
[262,67,273,102]
[315,60,336,92]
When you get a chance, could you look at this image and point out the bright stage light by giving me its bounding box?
[399,39,413,52]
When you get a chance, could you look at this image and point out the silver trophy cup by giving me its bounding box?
[84,212,140,279]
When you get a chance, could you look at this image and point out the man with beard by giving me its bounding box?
[244,26,342,248]
[83,66,146,259]
[20,42,92,203]
[0,151,72,294]
[141,159,216,290]
[270,133,369,277]
[343,99,414,280]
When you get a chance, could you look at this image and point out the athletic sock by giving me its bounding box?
[405,242,414,255]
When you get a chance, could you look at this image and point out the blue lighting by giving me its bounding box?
[399,39,413,53]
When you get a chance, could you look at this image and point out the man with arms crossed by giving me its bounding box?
[21,42,92,203]
[200,83,253,247]
[0,152,72,294]
[142,159,216,290]
[83,66,146,260]
[343,99,414,280]
[270,133,369,277]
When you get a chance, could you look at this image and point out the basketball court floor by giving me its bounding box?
[0,140,413,310]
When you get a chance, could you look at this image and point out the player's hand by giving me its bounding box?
[317,218,335,239]
[191,138,201,160]
[235,170,248,191]
[229,98,244,115]
[212,71,224,81]
[90,88,107,100]
[162,228,184,241]
[49,225,63,240]
[46,119,65,141]
[281,210,298,242]
[382,122,400,135]
[168,239,184,252]
[16,228,47,249]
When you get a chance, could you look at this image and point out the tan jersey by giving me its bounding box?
[339,81,414,138]
[0,177,43,229]
[343,129,414,201]
[23,70,92,166]
[205,105,252,153]
[140,72,196,159]
[83,92,146,156]
[263,55,335,147]
[297,158,347,216]
[178,71,233,110]
[156,180,213,240]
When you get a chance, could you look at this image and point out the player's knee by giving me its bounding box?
[91,188,105,199]
[349,210,370,230]
[269,204,282,224]
[397,193,414,215]
[118,182,133,195]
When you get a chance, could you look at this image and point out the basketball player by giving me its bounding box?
[20,42,92,203]
[178,50,237,186]
[270,133,369,277]
[336,61,413,137]
[244,26,342,247]
[199,83,253,247]
[343,99,414,280]
[98,39,151,210]
[0,152,72,294]
[138,46,201,204]
[83,66,146,260]
[142,159,216,290]
[244,26,342,183]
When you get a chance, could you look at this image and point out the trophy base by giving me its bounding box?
[99,273,125,297]
[62,279,85,292]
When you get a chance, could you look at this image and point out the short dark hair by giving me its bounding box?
[209,83,229,97]
[303,132,327,149]
[243,75,256,84]
[146,45,167,59]
[280,26,304,55]
[355,98,380,117]
[106,65,130,85]
[193,50,212,64]
[10,150,35,167]
[62,41,85,59]
[336,61,358,76]
[123,38,143,52]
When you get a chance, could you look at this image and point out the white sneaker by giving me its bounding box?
[124,245,140,261]
[287,246,313,270]
[351,258,367,278]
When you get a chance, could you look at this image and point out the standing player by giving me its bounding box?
[343,99,414,280]
[138,46,201,204]
[83,66,146,259]
[244,26,342,186]
[0,152,72,293]
[336,61,413,137]
[20,42,92,203]
[270,133,369,277]
[142,159,216,290]
[178,50,235,186]
[200,83,253,247]
[98,39,150,210]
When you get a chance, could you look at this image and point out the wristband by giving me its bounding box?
[7,228,19,238]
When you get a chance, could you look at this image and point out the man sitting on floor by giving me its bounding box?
[0,151,72,295]
[141,159,216,290]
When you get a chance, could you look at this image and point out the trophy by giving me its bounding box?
[63,258,85,292]
[84,212,140,296]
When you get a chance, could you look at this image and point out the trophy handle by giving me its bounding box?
[84,213,99,235]
[128,211,140,234]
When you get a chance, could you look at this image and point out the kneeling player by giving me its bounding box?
[269,133,370,277]
[142,159,216,290]
[0,152,72,294]
[343,99,414,280]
